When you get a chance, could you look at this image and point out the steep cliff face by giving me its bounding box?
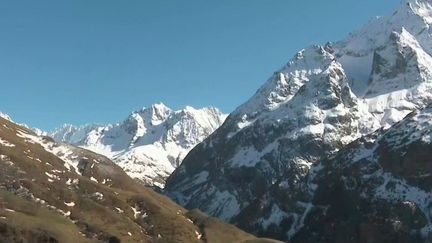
[165,0,432,241]
[51,104,226,187]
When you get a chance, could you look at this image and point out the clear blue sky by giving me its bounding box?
[0,0,401,131]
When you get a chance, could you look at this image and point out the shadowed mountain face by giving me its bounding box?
[0,116,281,243]
[165,0,432,241]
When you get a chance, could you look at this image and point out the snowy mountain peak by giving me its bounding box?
[151,102,170,111]
[50,104,227,187]
[148,102,172,121]
[133,102,172,126]
[234,45,336,119]
[289,45,335,68]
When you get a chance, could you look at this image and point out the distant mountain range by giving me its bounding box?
[165,0,432,242]
[50,103,226,187]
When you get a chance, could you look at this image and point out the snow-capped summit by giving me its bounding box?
[234,46,336,117]
[165,1,432,241]
[338,0,432,57]
[132,102,173,127]
[51,104,227,187]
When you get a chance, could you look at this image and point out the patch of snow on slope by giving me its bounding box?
[205,190,241,221]
[375,172,432,225]
[260,204,288,229]
[16,131,81,175]
[0,138,15,147]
